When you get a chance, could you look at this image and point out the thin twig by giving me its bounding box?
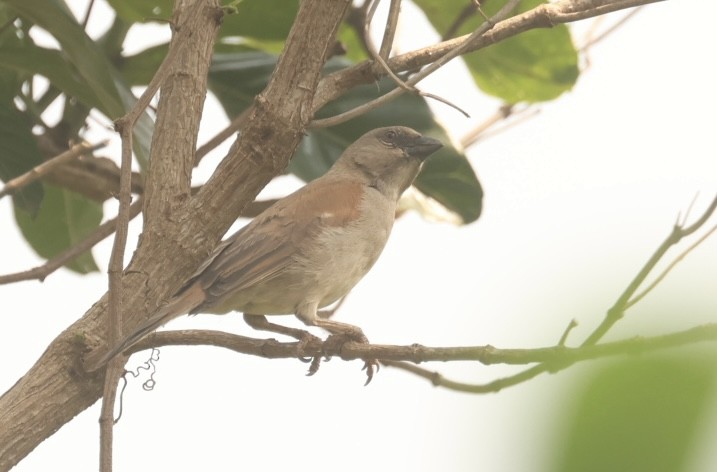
[582,192,717,346]
[364,2,411,89]
[99,358,124,470]
[100,109,133,472]
[678,192,700,228]
[381,360,540,394]
[558,319,578,346]
[627,221,717,309]
[0,141,108,199]
[378,0,401,59]
[364,1,412,91]
[310,0,520,128]
[81,0,96,28]
[465,105,540,145]
[0,200,142,285]
[367,0,473,118]
[580,6,642,51]
[460,103,515,148]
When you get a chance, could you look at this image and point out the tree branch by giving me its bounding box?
[313,0,663,115]
[0,199,142,285]
[118,322,717,390]
[0,141,107,199]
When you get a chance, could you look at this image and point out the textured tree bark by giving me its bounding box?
[0,0,350,469]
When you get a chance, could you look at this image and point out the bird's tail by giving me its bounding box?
[83,283,205,372]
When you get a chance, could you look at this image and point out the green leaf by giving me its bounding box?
[0,45,103,110]
[14,184,102,274]
[552,354,717,472]
[466,25,578,102]
[219,0,299,41]
[5,0,124,116]
[208,49,278,116]
[106,0,173,23]
[0,5,27,103]
[0,104,44,215]
[5,0,154,168]
[414,147,483,224]
[336,23,368,63]
[413,0,578,102]
[119,43,169,86]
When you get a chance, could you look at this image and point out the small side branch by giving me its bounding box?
[0,200,142,286]
[0,141,107,199]
[582,193,717,346]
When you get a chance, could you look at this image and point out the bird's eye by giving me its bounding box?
[385,130,397,141]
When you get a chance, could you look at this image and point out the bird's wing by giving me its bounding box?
[188,179,365,310]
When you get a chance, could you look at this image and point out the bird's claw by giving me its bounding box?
[362,359,380,386]
[306,355,322,377]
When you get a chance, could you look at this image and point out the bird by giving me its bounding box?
[84,126,443,383]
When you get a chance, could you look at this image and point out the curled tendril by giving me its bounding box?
[114,349,161,423]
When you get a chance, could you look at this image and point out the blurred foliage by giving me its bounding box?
[0,104,44,215]
[14,184,102,273]
[549,353,717,472]
[0,0,577,270]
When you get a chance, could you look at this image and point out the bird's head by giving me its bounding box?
[330,126,443,200]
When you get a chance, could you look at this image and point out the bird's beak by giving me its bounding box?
[404,135,443,160]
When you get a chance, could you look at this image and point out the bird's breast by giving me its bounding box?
[293,188,396,307]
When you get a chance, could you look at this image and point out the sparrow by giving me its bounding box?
[84,126,443,383]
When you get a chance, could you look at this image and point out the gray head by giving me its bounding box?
[330,126,443,200]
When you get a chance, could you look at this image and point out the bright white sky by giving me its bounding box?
[2,0,717,471]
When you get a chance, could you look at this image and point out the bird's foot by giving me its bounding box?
[322,331,378,386]
[295,331,325,377]
[295,331,323,363]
